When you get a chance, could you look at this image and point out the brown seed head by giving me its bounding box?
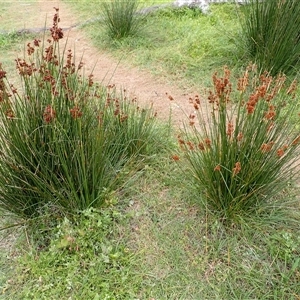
[43,105,56,123]
[232,162,241,176]
[237,132,243,142]
[172,155,180,161]
[70,106,83,119]
[214,165,221,171]
[226,122,234,137]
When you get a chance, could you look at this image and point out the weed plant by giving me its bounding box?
[0,8,166,219]
[178,65,300,223]
[3,207,141,299]
[100,0,147,39]
[240,0,300,75]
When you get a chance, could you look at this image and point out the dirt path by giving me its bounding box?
[3,0,201,128]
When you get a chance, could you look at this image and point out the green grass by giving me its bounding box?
[239,0,300,75]
[2,154,299,299]
[65,2,245,90]
[1,2,300,299]
[1,207,142,299]
[0,33,23,49]
[0,0,39,32]
[0,32,36,80]
[99,0,148,39]
[122,158,300,299]
[178,68,300,223]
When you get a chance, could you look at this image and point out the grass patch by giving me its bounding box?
[0,32,37,81]
[0,33,24,50]
[0,3,299,299]
[2,207,142,299]
[0,0,39,32]
[65,2,244,90]
[115,156,300,299]
[3,154,299,299]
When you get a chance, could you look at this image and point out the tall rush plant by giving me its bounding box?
[100,0,147,39]
[178,65,300,223]
[0,8,162,218]
[240,0,300,75]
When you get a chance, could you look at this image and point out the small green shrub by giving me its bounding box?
[178,65,300,223]
[240,0,300,75]
[100,0,147,39]
[0,8,167,219]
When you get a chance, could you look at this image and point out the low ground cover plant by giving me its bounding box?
[178,65,300,223]
[3,207,141,299]
[0,8,167,219]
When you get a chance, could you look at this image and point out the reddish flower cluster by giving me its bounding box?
[207,90,218,104]
[33,39,41,47]
[27,43,35,56]
[205,67,232,113]
[119,113,128,122]
[237,69,249,92]
[189,113,195,126]
[189,94,201,110]
[266,75,286,102]
[204,138,211,148]
[292,136,300,146]
[197,138,211,150]
[186,141,195,150]
[264,105,276,120]
[276,145,288,158]
[287,79,297,98]
[88,74,94,87]
[6,109,15,119]
[226,122,234,137]
[0,65,7,102]
[212,66,232,102]
[64,49,75,74]
[70,106,83,119]
[178,137,185,149]
[198,142,205,150]
[50,8,64,42]
[43,105,56,123]
[0,67,6,80]
[172,155,180,161]
[237,132,243,142]
[244,72,285,114]
[232,162,241,176]
[15,59,35,77]
[246,92,259,114]
[214,165,221,171]
[261,141,274,153]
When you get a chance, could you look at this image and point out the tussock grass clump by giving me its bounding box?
[178,65,300,223]
[240,0,300,75]
[0,8,167,219]
[100,0,147,39]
